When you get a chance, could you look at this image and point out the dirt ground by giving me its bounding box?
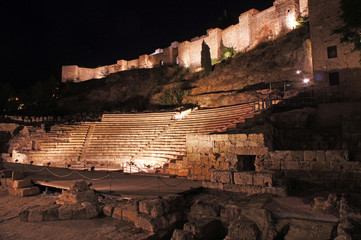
[0,190,153,240]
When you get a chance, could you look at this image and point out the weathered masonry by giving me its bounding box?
[62,0,309,82]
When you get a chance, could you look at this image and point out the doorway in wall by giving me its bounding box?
[236,155,256,171]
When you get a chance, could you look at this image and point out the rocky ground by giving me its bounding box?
[1,181,361,240]
[0,190,154,240]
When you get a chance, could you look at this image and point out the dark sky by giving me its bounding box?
[1,0,274,89]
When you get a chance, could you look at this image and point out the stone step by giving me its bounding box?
[8,186,40,197]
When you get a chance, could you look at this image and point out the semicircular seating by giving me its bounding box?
[25,102,258,170]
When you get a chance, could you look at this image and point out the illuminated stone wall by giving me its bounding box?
[62,43,178,82]
[62,0,308,81]
[177,133,361,181]
[309,0,361,101]
[178,0,304,68]
[179,134,268,180]
[255,150,358,172]
[61,64,122,82]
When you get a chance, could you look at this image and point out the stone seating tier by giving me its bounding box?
[22,103,257,171]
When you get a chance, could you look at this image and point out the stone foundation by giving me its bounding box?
[184,134,268,180]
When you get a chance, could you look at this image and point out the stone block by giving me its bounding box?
[186,139,198,147]
[135,213,169,233]
[122,208,138,223]
[304,151,316,161]
[189,201,220,220]
[285,219,336,240]
[225,218,258,240]
[186,147,193,153]
[184,219,222,239]
[271,151,292,162]
[211,134,229,141]
[199,140,212,148]
[103,204,114,217]
[291,151,304,161]
[326,150,348,163]
[171,229,194,240]
[187,153,200,162]
[220,205,243,223]
[210,170,233,184]
[28,206,44,222]
[234,171,253,185]
[298,161,310,170]
[112,206,123,219]
[13,179,33,189]
[253,173,273,187]
[58,204,73,220]
[139,198,165,218]
[282,161,299,170]
[316,151,326,162]
[57,189,96,205]
[201,181,223,190]
[9,186,40,197]
[43,204,60,221]
[214,141,225,148]
[19,209,29,222]
[81,202,98,219]
[71,204,87,220]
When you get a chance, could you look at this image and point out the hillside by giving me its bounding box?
[57,25,311,113]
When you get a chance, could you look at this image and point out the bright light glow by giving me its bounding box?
[286,13,297,30]
[303,78,310,84]
[296,70,302,74]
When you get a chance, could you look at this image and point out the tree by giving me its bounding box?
[201,40,212,75]
[334,0,361,60]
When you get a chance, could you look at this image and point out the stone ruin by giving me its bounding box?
[0,169,40,197]
[19,180,100,222]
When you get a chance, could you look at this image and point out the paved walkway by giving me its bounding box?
[3,163,202,197]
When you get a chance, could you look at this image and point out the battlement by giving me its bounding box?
[62,0,308,83]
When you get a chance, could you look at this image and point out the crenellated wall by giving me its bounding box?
[62,0,308,82]
[178,0,304,68]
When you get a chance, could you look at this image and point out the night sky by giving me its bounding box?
[1,0,274,89]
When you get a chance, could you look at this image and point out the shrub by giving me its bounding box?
[159,88,188,106]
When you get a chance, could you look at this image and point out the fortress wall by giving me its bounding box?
[299,0,309,17]
[116,60,128,71]
[127,59,139,69]
[61,65,78,82]
[148,45,177,67]
[178,29,222,68]
[63,0,308,81]
[178,41,191,67]
[139,54,150,69]
[221,24,240,50]
[206,28,222,60]
[274,0,298,32]
[61,63,122,82]
[76,67,97,82]
[235,9,258,52]
[252,6,279,42]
